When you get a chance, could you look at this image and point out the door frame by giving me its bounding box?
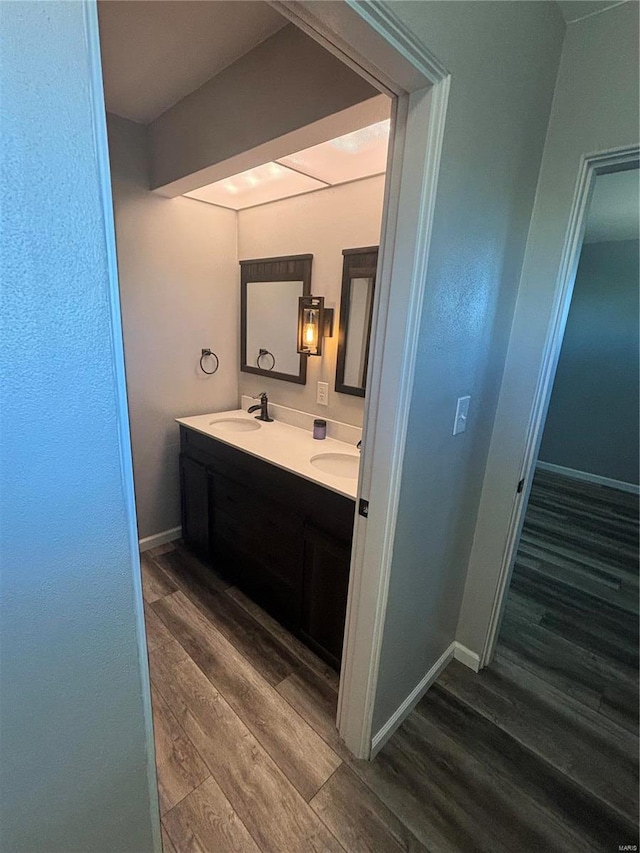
[270,1,450,758]
[479,145,640,667]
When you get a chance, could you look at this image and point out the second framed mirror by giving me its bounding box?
[335,246,378,397]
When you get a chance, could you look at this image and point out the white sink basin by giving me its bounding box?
[209,418,261,433]
[310,452,359,479]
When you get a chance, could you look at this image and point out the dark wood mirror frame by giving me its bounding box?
[240,254,312,385]
[335,246,378,397]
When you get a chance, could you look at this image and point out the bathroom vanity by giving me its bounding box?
[177,410,358,669]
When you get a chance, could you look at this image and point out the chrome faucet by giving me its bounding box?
[248,391,273,422]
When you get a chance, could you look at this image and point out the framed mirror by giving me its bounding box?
[240,254,312,384]
[335,246,378,397]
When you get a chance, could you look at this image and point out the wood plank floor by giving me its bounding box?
[142,527,638,852]
[500,469,639,733]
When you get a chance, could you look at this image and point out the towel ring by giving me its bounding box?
[199,348,219,375]
[257,348,276,371]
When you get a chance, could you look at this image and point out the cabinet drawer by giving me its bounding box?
[181,426,219,458]
[212,509,301,584]
[210,472,301,540]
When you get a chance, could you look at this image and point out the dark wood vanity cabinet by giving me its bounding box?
[301,524,352,667]
[179,426,355,669]
[179,455,210,559]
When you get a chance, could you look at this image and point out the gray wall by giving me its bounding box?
[539,238,640,484]
[372,0,565,732]
[149,23,379,193]
[108,115,239,541]
[0,3,159,851]
[238,176,385,426]
[458,1,639,657]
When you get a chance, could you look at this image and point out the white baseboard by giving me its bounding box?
[139,526,182,553]
[370,641,455,758]
[536,461,639,495]
[453,641,481,672]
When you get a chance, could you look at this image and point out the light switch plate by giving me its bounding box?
[317,381,329,406]
[453,395,471,435]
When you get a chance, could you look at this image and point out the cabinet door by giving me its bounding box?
[209,471,303,627]
[179,454,209,557]
[301,524,351,670]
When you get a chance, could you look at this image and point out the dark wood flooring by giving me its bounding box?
[500,468,639,734]
[142,493,638,852]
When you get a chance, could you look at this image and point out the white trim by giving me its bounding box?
[275,1,450,761]
[478,146,640,669]
[564,0,628,25]
[536,461,640,495]
[453,642,481,673]
[139,526,182,553]
[370,642,455,757]
[338,81,450,759]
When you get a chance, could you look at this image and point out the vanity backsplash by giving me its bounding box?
[239,395,362,445]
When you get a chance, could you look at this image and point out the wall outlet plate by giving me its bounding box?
[317,381,329,406]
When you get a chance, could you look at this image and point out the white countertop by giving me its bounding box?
[176,409,360,500]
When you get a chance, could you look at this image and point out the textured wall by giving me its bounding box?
[459,1,640,658]
[0,4,159,851]
[238,176,385,426]
[108,114,239,540]
[372,0,565,731]
[539,239,640,484]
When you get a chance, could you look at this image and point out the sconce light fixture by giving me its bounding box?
[297,296,334,357]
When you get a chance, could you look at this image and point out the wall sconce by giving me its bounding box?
[297,296,334,357]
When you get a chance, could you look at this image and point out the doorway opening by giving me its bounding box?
[493,163,639,729]
[95,8,448,841]
[98,0,395,776]
[96,3,449,832]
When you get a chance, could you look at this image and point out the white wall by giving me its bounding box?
[237,176,386,426]
[371,0,566,732]
[458,1,639,658]
[108,114,239,540]
[0,4,159,850]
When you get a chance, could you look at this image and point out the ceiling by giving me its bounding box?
[583,168,639,243]
[97,1,287,123]
[98,0,631,123]
[556,0,628,23]
[185,120,391,211]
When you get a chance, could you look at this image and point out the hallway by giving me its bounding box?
[143,539,638,852]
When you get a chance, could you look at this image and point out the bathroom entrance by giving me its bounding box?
[97,5,402,845]
[99,0,391,667]
[494,163,639,731]
[96,0,447,821]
